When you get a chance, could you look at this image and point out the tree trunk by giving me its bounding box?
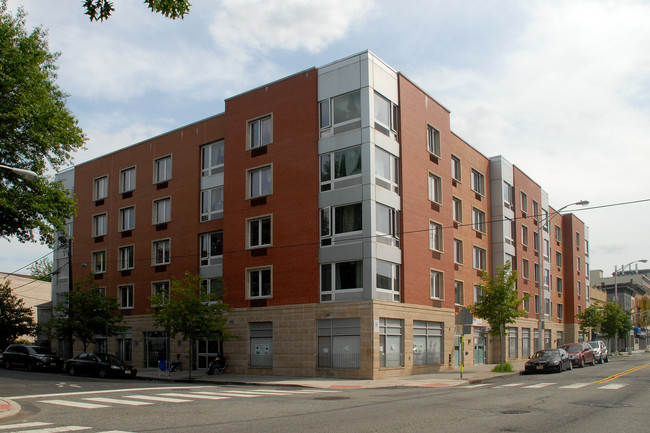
[500,324,505,372]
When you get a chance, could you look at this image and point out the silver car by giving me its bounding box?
[587,340,609,364]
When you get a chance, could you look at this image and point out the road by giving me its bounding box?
[1,354,649,433]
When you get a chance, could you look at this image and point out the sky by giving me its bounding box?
[2,0,649,279]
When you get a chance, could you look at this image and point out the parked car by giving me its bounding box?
[2,344,64,371]
[65,352,137,378]
[560,342,596,367]
[525,348,572,373]
[586,340,609,364]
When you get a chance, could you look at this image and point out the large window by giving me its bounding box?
[471,169,485,195]
[248,267,272,299]
[318,318,361,369]
[379,318,403,367]
[120,167,136,193]
[152,239,170,265]
[118,245,134,270]
[413,321,443,366]
[201,140,225,177]
[376,203,399,247]
[376,260,400,301]
[473,246,487,270]
[428,172,442,204]
[248,216,271,249]
[154,155,172,183]
[119,285,134,309]
[472,208,486,233]
[320,203,362,245]
[427,125,441,157]
[375,147,399,193]
[429,221,443,252]
[430,270,443,300]
[200,186,224,221]
[320,146,362,192]
[153,197,171,224]
[119,206,135,231]
[249,116,272,149]
[92,250,106,274]
[248,165,272,198]
[321,261,363,301]
[92,213,107,237]
[374,92,398,137]
[94,176,108,201]
[200,231,223,266]
[249,322,273,367]
[320,90,361,135]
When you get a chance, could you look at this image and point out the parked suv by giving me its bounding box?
[587,340,609,364]
[560,342,596,368]
[2,344,64,371]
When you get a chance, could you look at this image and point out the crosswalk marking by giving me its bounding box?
[191,391,261,398]
[38,400,109,409]
[83,397,154,406]
[499,383,524,387]
[461,384,491,388]
[8,426,92,433]
[559,383,591,389]
[160,392,229,400]
[0,422,53,431]
[123,395,192,403]
[598,383,627,390]
[522,383,556,388]
[0,423,133,433]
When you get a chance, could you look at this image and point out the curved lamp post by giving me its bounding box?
[0,164,39,181]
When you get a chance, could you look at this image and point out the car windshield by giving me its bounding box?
[587,342,599,348]
[532,350,559,359]
[31,347,54,355]
[564,345,582,352]
[96,353,122,363]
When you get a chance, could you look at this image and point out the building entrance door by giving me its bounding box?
[473,328,486,365]
[144,331,168,368]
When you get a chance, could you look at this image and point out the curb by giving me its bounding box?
[0,398,20,420]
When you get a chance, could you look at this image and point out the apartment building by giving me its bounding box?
[52,51,589,379]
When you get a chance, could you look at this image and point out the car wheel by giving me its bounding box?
[68,366,76,376]
[3,359,11,370]
[598,355,603,364]
[590,357,596,366]
[568,361,572,370]
[97,368,108,378]
[26,362,34,372]
[579,358,585,368]
[605,356,609,363]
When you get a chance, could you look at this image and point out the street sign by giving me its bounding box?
[455,307,473,325]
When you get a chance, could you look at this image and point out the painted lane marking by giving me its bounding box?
[159,393,229,401]
[598,383,628,390]
[123,395,191,403]
[191,391,260,398]
[6,427,92,433]
[522,382,556,389]
[0,422,53,431]
[559,383,591,389]
[8,385,213,400]
[83,397,153,406]
[38,400,109,409]
[593,362,650,384]
[461,384,491,388]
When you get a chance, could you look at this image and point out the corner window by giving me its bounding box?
[200,186,224,221]
[119,206,135,231]
[376,260,400,301]
[376,203,400,247]
[248,216,271,248]
[320,146,362,192]
[375,147,399,193]
[430,270,443,299]
[93,176,108,201]
[119,285,134,309]
[503,182,514,209]
[120,167,136,193]
[249,116,273,149]
[153,197,171,224]
[320,261,363,301]
[427,125,441,157]
[374,92,398,138]
[428,172,442,204]
[202,278,223,298]
[200,231,223,266]
[154,155,172,183]
[429,221,443,252]
[248,165,272,198]
[201,140,225,177]
[92,250,106,274]
[320,90,361,136]
[471,169,485,195]
[320,203,362,246]
[248,267,272,299]
[152,239,170,265]
[118,245,134,270]
[92,213,108,237]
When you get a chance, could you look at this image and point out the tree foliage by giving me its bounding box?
[0,279,36,349]
[151,272,233,378]
[600,302,633,341]
[53,274,126,352]
[28,258,53,282]
[83,0,191,22]
[576,303,604,338]
[0,2,86,246]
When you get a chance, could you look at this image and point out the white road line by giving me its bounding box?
[191,391,260,398]
[8,385,213,400]
[96,431,136,433]
[9,426,92,433]
[123,395,192,403]
[38,400,109,409]
[0,422,53,430]
[559,383,591,389]
[461,384,491,388]
[83,397,154,406]
[522,383,556,389]
[598,383,627,390]
[159,393,229,401]
[499,383,525,387]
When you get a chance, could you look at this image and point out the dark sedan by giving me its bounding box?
[525,348,572,373]
[560,342,596,367]
[2,344,64,371]
[66,352,137,378]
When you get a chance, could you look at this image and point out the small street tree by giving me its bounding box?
[600,302,634,353]
[53,274,126,353]
[0,279,36,349]
[150,272,233,379]
[469,261,528,371]
[576,303,605,340]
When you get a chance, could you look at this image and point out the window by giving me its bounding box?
[413,321,443,366]
[523,294,530,312]
[320,146,362,191]
[576,232,580,248]
[505,218,515,244]
[429,221,443,252]
[503,182,514,209]
[375,147,399,193]
[320,261,363,301]
[522,259,530,279]
[200,231,223,266]
[202,278,223,298]
[250,321,273,367]
[201,140,225,177]
[473,246,486,270]
[577,281,582,296]
[472,208,486,233]
[119,285,134,309]
[542,209,548,231]
[428,172,442,204]
[452,197,462,223]
[556,331,564,347]
[427,125,441,157]
[556,277,563,294]
[154,155,172,183]
[577,257,581,274]
[521,225,529,246]
[454,281,464,305]
[151,281,170,305]
[153,197,171,224]
[248,115,272,149]
[200,186,224,221]
[374,92,398,137]
[508,328,518,358]
[545,299,551,319]
[320,90,361,135]
[248,216,271,249]
[451,155,461,182]
[533,232,539,251]
[119,206,135,231]
[94,176,108,201]
[543,239,550,260]
[248,165,272,198]
[534,264,540,284]
[375,203,400,247]
[556,251,562,268]
[92,250,106,274]
[248,267,272,299]
[376,260,400,301]
[520,191,528,213]
[118,245,134,270]
[92,213,107,237]
[379,318,403,367]
[453,239,463,264]
[470,169,485,195]
[474,285,484,303]
[120,167,136,193]
[532,200,539,222]
[544,269,550,288]
[318,318,361,369]
[430,270,443,299]
[555,225,562,242]
[522,328,531,358]
[320,203,362,245]
[585,239,589,256]
[152,239,170,265]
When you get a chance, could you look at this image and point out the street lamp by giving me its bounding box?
[613,258,647,354]
[537,200,589,351]
[0,164,39,181]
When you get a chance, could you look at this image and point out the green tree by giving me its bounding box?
[576,303,604,340]
[469,261,528,371]
[83,0,191,21]
[0,279,36,349]
[53,274,126,353]
[0,2,85,247]
[600,302,634,352]
[151,272,233,379]
[28,258,53,282]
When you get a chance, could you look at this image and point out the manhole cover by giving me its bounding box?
[313,396,350,401]
[500,409,530,415]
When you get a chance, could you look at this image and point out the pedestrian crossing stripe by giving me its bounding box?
[461,384,490,388]
[500,383,525,387]
[559,383,591,389]
[192,390,261,398]
[83,397,154,406]
[522,383,556,388]
[598,383,627,390]
[0,423,133,433]
[123,395,192,403]
[160,392,229,400]
[0,422,53,430]
[7,425,91,432]
[39,400,109,409]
